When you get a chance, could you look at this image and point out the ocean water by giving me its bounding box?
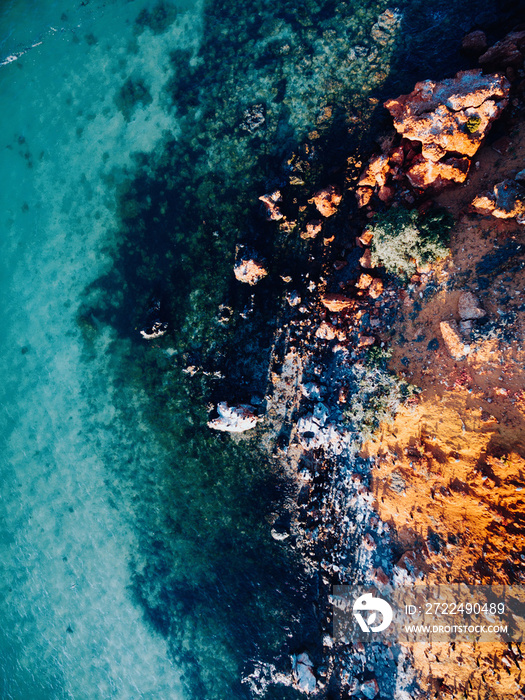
[0,0,515,697]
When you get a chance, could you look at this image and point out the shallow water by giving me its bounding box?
[0,0,514,697]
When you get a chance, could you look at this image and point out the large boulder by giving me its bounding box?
[207,403,258,432]
[356,69,510,205]
[384,69,510,190]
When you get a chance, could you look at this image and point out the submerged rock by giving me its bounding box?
[207,402,258,432]
[140,299,168,340]
[240,103,265,133]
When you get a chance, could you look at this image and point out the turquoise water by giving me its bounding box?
[0,0,513,697]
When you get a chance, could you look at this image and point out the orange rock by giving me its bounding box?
[356,273,373,289]
[355,186,373,208]
[407,155,470,189]
[439,320,469,360]
[358,229,374,246]
[300,219,323,239]
[471,179,525,220]
[368,278,384,299]
[357,154,390,188]
[309,184,342,217]
[320,294,354,312]
[359,249,375,269]
[234,257,268,285]
[259,190,283,220]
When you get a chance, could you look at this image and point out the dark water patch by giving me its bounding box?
[115,76,153,122]
[135,1,179,35]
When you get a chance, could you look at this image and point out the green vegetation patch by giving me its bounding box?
[369,207,453,280]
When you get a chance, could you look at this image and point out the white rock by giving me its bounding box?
[292,653,316,694]
[207,402,258,432]
[361,678,379,699]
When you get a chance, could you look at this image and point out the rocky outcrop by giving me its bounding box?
[309,185,342,217]
[385,70,509,188]
[356,69,510,204]
[207,402,258,432]
[471,178,525,222]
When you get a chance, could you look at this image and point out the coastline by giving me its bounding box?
[229,25,525,698]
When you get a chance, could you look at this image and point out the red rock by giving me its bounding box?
[479,31,525,69]
[359,249,375,269]
[461,30,487,55]
[378,184,395,203]
[310,184,342,217]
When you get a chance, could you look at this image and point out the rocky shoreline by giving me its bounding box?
[202,24,525,699]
